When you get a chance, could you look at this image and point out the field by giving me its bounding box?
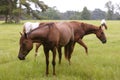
[0,20,120,80]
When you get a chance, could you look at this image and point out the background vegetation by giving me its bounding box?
[0,0,120,23]
[0,20,120,80]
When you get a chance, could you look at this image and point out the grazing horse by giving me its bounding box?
[18,22,74,75]
[67,20,107,61]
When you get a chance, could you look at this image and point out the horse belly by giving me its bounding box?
[59,38,70,46]
[56,22,74,46]
[59,29,73,46]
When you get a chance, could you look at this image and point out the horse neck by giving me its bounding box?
[83,23,98,35]
[27,25,51,43]
[27,30,42,43]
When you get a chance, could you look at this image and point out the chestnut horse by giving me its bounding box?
[35,21,107,62]
[18,22,74,75]
[67,21,107,61]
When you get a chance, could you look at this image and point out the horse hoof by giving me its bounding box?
[53,73,56,76]
[69,61,71,65]
[59,61,61,64]
[46,74,48,77]
[35,54,37,57]
[53,74,56,77]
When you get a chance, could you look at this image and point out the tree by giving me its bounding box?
[0,0,48,23]
[81,7,91,20]
[60,11,81,20]
[105,1,114,20]
[0,0,15,23]
[39,7,60,20]
[91,9,106,20]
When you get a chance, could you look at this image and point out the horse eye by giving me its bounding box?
[22,43,26,46]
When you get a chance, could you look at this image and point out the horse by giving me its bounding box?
[66,20,107,61]
[34,20,107,63]
[18,22,74,75]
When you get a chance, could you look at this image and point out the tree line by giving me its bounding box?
[0,0,120,23]
[39,1,120,20]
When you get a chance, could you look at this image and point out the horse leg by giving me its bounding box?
[52,47,57,75]
[64,45,68,60]
[43,46,49,76]
[57,46,62,64]
[67,41,74,65]
[77,39,88,55]
[35,43,41,57]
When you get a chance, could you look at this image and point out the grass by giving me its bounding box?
[0,20,120,80]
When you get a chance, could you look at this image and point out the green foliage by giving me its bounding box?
[0,0,9,14]
[39,7,60,20]
[81,7,91,20]
[0,20,120,80]
[92,9,106,20]
[105,1,114,20]
[0,0,48,23]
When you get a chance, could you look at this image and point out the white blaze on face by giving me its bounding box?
[24,22,39,33]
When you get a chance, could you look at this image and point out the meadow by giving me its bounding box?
[0,20,120,80]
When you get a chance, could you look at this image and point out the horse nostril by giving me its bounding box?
[18,56,25,60]
[102,39,107,43]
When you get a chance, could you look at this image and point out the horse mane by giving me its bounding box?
[81,22,99,35]
[83,22,99,29]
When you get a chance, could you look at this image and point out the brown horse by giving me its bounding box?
[67,21,107,61]
[18,22,74,75]
[35,21,107,62]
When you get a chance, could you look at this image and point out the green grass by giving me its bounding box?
[0,20,120,80]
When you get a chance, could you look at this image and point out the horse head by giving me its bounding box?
[95,20,107,43]
[18,32,33,60]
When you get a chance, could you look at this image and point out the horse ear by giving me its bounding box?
[100,19,107,30]
[101,23,107,30]
[99,26,105,30]
[19,32,22,36]
[24,32,28,39]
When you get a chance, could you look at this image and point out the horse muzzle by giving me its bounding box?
[18,54,25,60]
[102,39,107,44]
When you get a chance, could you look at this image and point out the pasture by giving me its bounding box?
[0,20,120,80]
